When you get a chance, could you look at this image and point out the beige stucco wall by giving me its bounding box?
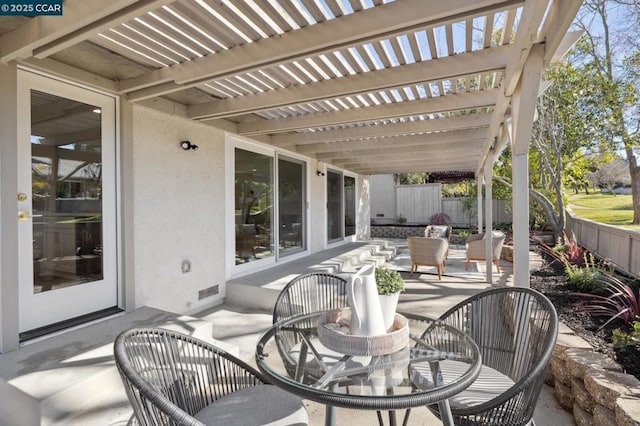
[131,105,227,313]
[130,105,371,314]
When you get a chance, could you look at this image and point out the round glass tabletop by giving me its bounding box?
[255,311,481,412]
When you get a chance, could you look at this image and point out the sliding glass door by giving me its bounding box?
[232,142,308,269]
[278,156,305,256]
[234,148,274,265]
[327,170,357,243]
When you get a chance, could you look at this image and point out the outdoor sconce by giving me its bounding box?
[180,140,198,151]
[316,170,325,177]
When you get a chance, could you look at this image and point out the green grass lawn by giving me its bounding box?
[567,192,640,230]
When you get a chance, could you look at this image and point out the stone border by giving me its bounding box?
[547,323,640,426]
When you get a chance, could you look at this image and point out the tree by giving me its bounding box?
[393,173,426,185]
[589,157,631,194]
[493,61,605,241]
[573,0,640,223]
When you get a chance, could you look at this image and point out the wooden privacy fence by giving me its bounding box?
[566,210,640,278]
[371,182,512,226]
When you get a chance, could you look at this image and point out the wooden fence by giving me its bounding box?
[566,210,640,278]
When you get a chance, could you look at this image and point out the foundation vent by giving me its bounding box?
[198,285,219,300]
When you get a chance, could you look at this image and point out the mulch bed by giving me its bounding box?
[529,251,640,380]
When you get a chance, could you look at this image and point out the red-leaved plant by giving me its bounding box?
[428,212,451,225]
[573,272,640,329]
[536,231,589,268]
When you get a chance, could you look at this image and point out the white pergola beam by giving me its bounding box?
[120,0,524,99]
[187,46,510,120]
[271,114,492,147]
[540,0,585,63]
[297,128,487,155]
[476,0,582,174]
[323,143,483,163]
[0,0,173,62]
[353,162,477,175]
[334,148,483,168]
[239,89,498,135]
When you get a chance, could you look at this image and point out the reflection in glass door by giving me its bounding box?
[31,90,104,293]
[234,148,274,265]
[18,71,117,334]
[344,176,356,237]
[327,170,343,242]
[278,157,305,256]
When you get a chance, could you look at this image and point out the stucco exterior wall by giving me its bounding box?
[131,105,226,314]
[370,174,395,224]
[308,160,327,253]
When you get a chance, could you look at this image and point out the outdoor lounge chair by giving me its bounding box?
[404,286,558,426]
[407,236,448,279]
[114,327,308,426]
[465,231,506,273]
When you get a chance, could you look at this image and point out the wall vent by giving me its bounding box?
[198,285,219,300]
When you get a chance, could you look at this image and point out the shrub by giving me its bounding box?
[375,268,405,295]
[612,321,640,349]
[396,214,407,224]
[573,272,640,329]
[565,253,603,292]
[428,212,451,225]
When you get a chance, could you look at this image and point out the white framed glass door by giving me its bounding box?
[17,70,118,334]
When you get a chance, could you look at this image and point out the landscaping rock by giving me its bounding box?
[584,367,640,410]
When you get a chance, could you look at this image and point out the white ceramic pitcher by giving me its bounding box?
[347,265,387,336]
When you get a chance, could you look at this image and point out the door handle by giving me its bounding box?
[18,211,43,221]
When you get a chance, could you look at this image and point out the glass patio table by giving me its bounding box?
[255,311,481,426]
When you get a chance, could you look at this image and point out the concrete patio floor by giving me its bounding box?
[0,238,574,425]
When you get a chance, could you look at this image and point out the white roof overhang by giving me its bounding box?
[0,0,583,177]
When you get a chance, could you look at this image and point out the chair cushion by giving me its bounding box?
[194,384,308,425]
[428,226,449,238]
[410,360,515,410]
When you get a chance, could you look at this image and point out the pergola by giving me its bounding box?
[0,0,583,286]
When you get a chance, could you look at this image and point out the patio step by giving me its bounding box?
[0,306,234,426]
[225,240,397,312]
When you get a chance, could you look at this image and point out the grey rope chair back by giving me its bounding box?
[434,286,558,425]
[114,327,265,426]
[272,272,349,382]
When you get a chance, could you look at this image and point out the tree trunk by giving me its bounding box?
[627,147,640,225]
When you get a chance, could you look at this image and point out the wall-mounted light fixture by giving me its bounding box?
[316,170,325,177]
[180,140,198,151]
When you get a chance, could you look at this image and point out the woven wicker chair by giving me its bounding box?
[272,272,350,383]
[405,287,558,426]
[407,236,448,279]
[465,231,506,273]
[114,327,308,426]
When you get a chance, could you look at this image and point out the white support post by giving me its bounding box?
[510,44,545,288]
[476,174,483,234]
[484,152,494,284]
[512,153,529,287]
